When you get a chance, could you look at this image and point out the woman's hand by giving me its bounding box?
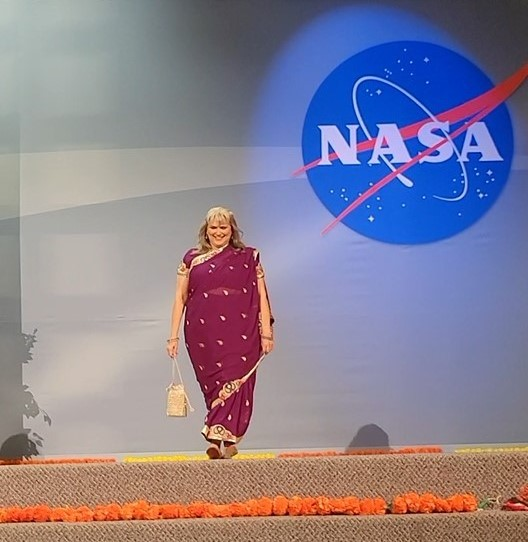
[166,338,179,358]
[261,336,274,355]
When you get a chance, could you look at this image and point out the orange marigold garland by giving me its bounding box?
[272,495,289,516]
[0,493,485,523]
[389,492,478,514]
[0,457,117,466]
[278,446,443,458]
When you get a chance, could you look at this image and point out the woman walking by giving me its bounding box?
[167,207,274,459]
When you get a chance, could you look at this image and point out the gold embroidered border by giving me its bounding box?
[202,424,237,443]
[189,246,227,271]
[211,378,244,409]
[177,262,189,277]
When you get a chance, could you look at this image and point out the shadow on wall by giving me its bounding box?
[346,423,390,451]
[0,329,51,460]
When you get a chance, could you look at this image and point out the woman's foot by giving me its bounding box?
[206,441,222,459]
[223,443,238,459]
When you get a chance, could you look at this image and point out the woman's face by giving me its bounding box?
[207,218,232,249]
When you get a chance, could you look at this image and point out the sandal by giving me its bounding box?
[206,443,222,460]
[223,444,238,459]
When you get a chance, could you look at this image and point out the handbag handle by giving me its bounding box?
[171,355,184,385]
[171,356,195,412]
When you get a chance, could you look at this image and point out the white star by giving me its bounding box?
[368,215,375,222]
[376,89,382,95]
[486,169,493,176]
[424,57,430,63]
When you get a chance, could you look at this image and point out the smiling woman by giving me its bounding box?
[166,207,274,459]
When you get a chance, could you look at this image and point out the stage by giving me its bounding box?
[1,451,527,541]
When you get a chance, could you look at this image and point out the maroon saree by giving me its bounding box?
[182,245,262,444]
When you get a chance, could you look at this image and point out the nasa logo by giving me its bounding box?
[300,41,519,244]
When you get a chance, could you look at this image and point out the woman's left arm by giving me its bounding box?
[257,262,274,355]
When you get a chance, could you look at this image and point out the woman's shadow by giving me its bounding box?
[346,423,390,451]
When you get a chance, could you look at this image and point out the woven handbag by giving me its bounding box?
[166,357,194,417]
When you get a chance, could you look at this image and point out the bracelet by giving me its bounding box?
[166,337,180,343]
[261,335,273,341]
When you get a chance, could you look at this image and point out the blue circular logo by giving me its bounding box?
[302,41,514,244]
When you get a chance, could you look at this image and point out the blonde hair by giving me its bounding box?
[197,206,245,253]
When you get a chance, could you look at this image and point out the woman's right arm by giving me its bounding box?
[166,263,189,358]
